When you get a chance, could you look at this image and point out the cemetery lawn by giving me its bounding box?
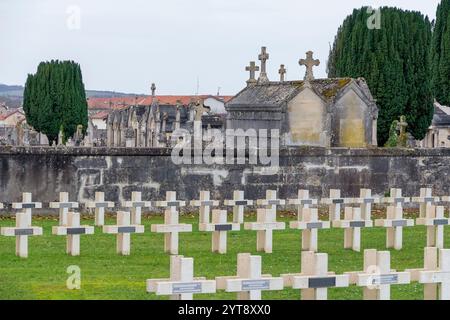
[0,213,446,300]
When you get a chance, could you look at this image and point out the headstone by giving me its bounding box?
[333,207,373,252]
[52,212,94,256]
[86,192,115,227]
[103,211,145,255]
[416,206,449,249]
[412,188,440,218]
[0,211,43,258]
[299,51,320,82]
[190,191,220,224]
[375,206,414,250]
[282,251,349,300]
[288,190,318,221]
[147,255,216,300]
[216,253,283,300]
[49,192,79,226]
[352,189,379,220]
[121,191,152,225]
[290,208,330,252]
[321,189,350,222]
[245,61,259,86]
[12,193,42,226]
[199,210,240,254]
[407,247,450,300]
[151,191,191,255]
[346,249,410,300]
[224,190,254,224]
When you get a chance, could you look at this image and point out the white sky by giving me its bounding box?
[0,0,440,95]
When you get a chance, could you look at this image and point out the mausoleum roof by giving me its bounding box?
[432,103,450,127]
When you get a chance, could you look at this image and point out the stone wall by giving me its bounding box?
[0,146,448,211]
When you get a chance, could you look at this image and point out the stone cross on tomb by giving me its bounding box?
[321,189,351,222]
[346,249,411,300]
[381,188,411,210]
[86,192,115,227]
[375,206,414,250]
[199,210,240,254]
[147,255,216,300]
[49,192,79,226]
[282,251,349,300]
[398,115,408,136]
[257,46,270,84]
[193,100,210,122]
[413,187,440,218]
[278,64,287,82]
[299,51,320,82]
[416,206,450,249]
[12,193,42,226]
[245,61,259,86]
[216,253,284,300]
[352,189,380,220]
[52,212,94,256]
[290,208,331,252]
[103,211,145,256]
[224,190,254,224]
[288,189,318,221]
[332,207,373,252]
[190,191,220,224]
[407,247,450,300]
[1,207,43,258]
[121,191,152,225]
[151,83,156,97]
[151,191,191,255]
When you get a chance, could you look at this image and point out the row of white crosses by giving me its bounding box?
[146,248,450,300]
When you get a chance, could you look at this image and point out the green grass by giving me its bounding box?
[0,213,447,300]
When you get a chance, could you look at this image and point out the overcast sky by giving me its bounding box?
[0,0,441,95]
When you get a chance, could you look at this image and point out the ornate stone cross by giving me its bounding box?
[279,64,287,82]
[257,46,270,83]
[193,100,210,122]
[299,51,320,82]
[398,115,408,137]
[245,61,259,86]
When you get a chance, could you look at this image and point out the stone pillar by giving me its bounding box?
[372,118,378,146]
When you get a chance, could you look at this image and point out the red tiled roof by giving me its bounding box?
[90,111,110,120]
[0,109,24,121]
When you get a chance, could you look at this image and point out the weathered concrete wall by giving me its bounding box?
[0,146,448,210]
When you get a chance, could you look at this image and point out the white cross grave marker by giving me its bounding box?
[282,251,349,300]
[224,190,254,224]
[103,211,145,255]
[413,188,440,218]
[199,210,240,254]
[346,249,410,300]
[52,212,94,256]
[375,206,414,250]
[289,208,330,252]
[1,211,42,258]
[381,188,410,210]
[151,191,191,255]
[216,253,283,300]
[407,247,450,300]
[121,191,151,225]
[12,192,42,226]
[147,255,216,300]
[0,203,4,210]
[416,206,449,249]
[190,191,219,224]
[321,189,351,222]
[288,190,318,221]
[49,192,79,226]
[333,207,373,252]
[86,192,114,227]
[352,189,380,220]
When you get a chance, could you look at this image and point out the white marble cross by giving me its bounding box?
[416,206,449,249]
[381,188,411,210]
[121,191,152,225]
[257,47,270,83]
[103,211,145,255]
[290,208,330,252]
[321,189,351,222]
[413,188,440,218]
[282,251,349,300]
[12,192,42,226]
[408,247,450,300]
[52,212,94,256]
[49,192,79,226]
[1,211,42,258]
[346,249,410,300]
[375,206,414,250]
[151,191,191,255]
[86,192,114,227]
[147,255,216,300]
[333,207,373,252]
[190,191,220,224]
[288,190,318,221]
[245,208,285,254]
[224,190,254,224]
[199,210,240,254]
[352,189,380,220]
[299,51,320,82]
[216,253,283,300]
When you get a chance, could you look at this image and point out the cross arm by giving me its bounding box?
[147,279,216,295]
[291,274,349,289]
[199,223,241,232]
[290,221,331,230]
[356,272,411,286]
[223,277,284,292]
[380,197,411,204]
[150,224,192,233]
[224,200,253,206]
[121,200,152,208]
[288,199,318,206]
[49,202,79,209]
[103,225,145,234]
[12,202,42,209]
[375,219,415,228]
[244,222,286,231]
[189,200,220,207]
[1,226,43,236]
[416,217,450,226]
[85,201,115,208]
[52,226,95,236]
[412,196,440,203]
[332,220,373,228]
[155,201,186,207]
